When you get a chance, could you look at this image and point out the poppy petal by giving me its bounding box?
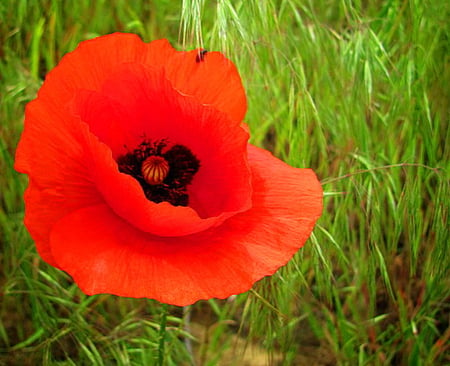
[38,34,171,107]
[15,99,103,265]
[49,144,322,305]
[38,33,245,123]
[71,89,135,158]
[22,183,102,267]
[75,63,252,236]
[165,49,247,122]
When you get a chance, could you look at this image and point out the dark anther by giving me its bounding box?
[163,145,200,187]
[117,139,200,207]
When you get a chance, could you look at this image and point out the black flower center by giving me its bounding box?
[117,139,200,206]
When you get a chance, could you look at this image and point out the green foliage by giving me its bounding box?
[1,0,448,364]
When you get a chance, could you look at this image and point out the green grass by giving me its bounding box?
[1,0,449,364]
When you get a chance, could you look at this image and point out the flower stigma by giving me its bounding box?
[117,139,200,206]
[141,156,169,185]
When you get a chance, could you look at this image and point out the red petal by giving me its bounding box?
[38,33,245,123]
[165,49,247,122]
[49,145,322,306]
[77,63,252,236]
[38,34,174,107]
[72,89,136,159]
[22,183,101,266]
[15,100,103,265]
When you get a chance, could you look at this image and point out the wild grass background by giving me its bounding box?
[1,0,449,365]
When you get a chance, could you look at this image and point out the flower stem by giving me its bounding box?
[183,306,194,358]
[157,303,169,366]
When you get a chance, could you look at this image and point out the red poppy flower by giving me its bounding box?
[15,33,323,306]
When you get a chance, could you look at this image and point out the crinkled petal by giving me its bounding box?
[76,63,252,236]
[16,62,251,243]
[15,101,103,265]
[38,34,169,107]
[49,145,323,305]
[38,33,246,123]
[164,49,247,122]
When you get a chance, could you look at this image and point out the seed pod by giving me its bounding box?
[141,156,169,185]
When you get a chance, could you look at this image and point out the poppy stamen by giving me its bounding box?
[117,139,200,206]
